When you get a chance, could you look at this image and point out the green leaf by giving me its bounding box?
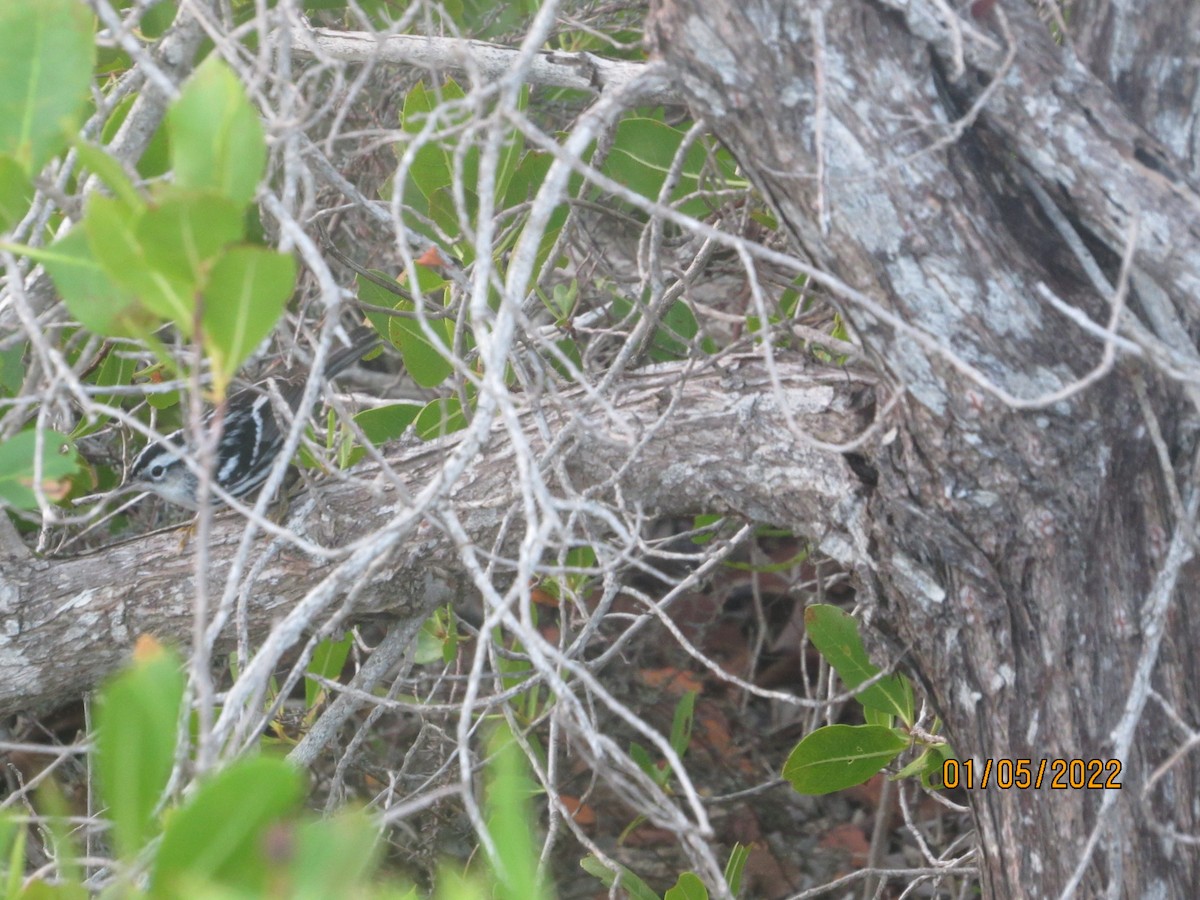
[669,691,696,760]
[0,429,80,509]
[167,55,267,206]
[781,724,909,796]
[628,742,658,783]
[650,299,699,362]
[305,634,353,709]
[415,606,459,665]
[400,81,454,201]
[804,604,914,726]
[287,810,383,900]
[609,296,700,363]
[723,843,749,896]
[0,342,24,398]
[600,117,738,219]
[84,194,194,327]
[664,872,708,900]
[862,706,893,729]
[580,856,661,900]
[354,402,422,445]
[36,227,148,336]
[151,756,305,896]
[0,0,94,172]
[201,246,295,397]
[138,192,245,285]
[0,155,32,231]
[485,724,547,900]
[103,93,170,180]
[72,140,142,210]
[95,645,184,859]
[358,274,455,389]
[414,396,468,440]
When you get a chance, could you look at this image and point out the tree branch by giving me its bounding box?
[288,22,682,105]
[1,357,873,716]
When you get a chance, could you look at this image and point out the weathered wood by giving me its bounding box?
[0,359,871,716]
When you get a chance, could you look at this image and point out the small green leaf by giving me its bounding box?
[38,227,149,336]
[0,0,94,172]
[305,634,353,709]
[288,810,383,900]
[804,604,914,726]
[85,194,195,326]
[72,140,142,210]
[485,724,548,900]
[354,402,422,445]
[414,397,468,440]
[201,246,296,397]
[669,691,696,760]
[781,724,908,796]
[167,56,267,206]
[580,856,660,900]
[358,274,455,389]
[95,646,185,859]
[0,429,80,509]
[600,117,739,219]
[723,843,750,896]
[0,155,32,231]
[152,756,305,896]
[664,872,708,900]
[138,192,245,285]
[691,513,722,544]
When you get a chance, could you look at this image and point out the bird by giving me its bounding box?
[126,328,381,510]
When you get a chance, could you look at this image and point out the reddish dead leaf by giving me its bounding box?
[640,667,703,694]
[133,634,165,662]
[819,823,871,868]
[530,586,559,607]
[557,794,596,827]
[417,245,452,269]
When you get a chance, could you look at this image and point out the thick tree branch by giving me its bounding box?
[0,357,873,716]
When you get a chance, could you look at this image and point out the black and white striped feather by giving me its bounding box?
[128,332,379,509]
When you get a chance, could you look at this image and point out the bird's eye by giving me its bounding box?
[149,463,165,479]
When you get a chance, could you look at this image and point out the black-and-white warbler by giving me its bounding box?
[127,330,380,510]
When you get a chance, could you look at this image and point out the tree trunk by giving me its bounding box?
[648,1,1200,896]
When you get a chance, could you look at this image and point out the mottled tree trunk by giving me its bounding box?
[648,0,1200,896]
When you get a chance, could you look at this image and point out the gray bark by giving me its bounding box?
[647,0,1200,897]
[0,358,870,715]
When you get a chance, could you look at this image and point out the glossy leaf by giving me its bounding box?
[781,724,908,796]
[359,275,454,389]
[724,843,750,896]
[414,397,468,440]
[804,604,914,726]
[664,872,708,900]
